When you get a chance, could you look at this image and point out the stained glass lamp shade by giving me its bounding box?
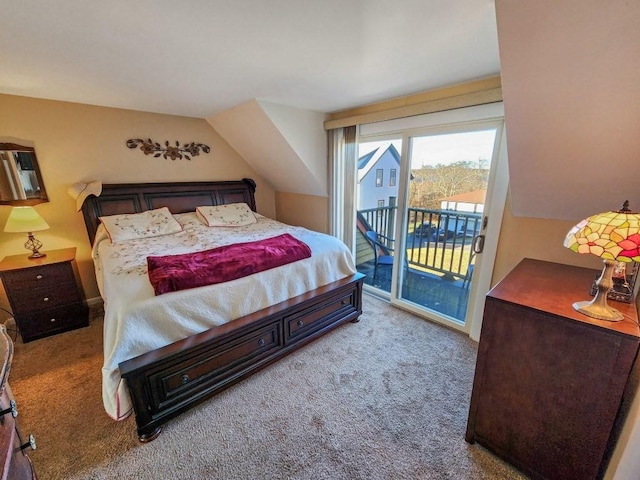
[564,201,640,321]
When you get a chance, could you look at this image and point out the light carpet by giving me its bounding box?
[9,294,526,479]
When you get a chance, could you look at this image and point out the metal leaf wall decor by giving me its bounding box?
[126,138,211,160]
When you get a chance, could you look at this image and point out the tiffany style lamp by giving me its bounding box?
[564,201,640,321]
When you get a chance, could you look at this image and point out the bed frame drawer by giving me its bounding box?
[285,291,357,344]
[147,321,282,413]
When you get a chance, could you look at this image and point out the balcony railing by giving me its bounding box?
[359,206,481,280]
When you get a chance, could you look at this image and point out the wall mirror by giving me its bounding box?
[0,143,48,205]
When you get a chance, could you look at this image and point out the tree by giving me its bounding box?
[409,160,489,210]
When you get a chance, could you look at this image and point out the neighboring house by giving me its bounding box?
[434,190,486,239]
[440,189,486,213]
[357,143,400,211]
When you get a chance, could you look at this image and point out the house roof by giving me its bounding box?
[440,189,486,204]
[357,143,401,181]
[357,149,378,170]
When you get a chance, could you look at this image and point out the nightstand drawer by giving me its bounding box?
[8,285,82,313]
[17,303,89,342]
[1,262,75,291]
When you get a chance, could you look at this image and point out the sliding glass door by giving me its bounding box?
[399,127,497,324]
[353,103,508,334]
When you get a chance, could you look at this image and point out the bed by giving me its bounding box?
[81,179,364,441]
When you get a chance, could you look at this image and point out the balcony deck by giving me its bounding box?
[357,260,471,321]
[357,206,479,322]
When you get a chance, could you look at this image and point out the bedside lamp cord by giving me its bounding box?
[621,311,640,327]
[0,308,18,342]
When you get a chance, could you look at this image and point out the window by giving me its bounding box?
[377,199,384,215]
[376,169,383,187]
[390,168,397,187]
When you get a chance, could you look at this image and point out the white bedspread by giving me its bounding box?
[93,212,356,420]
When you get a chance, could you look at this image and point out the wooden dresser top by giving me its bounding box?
[489,258,640,339]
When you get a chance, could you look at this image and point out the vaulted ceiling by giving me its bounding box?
[0,1,500,118]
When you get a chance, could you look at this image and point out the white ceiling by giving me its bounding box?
[1,0,500,118]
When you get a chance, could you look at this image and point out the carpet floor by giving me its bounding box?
[9,294,526,479]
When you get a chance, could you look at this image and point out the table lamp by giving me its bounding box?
[564,201,640,321]
[3,206,50,259]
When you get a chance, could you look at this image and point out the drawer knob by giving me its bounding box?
[258,338,266,347]
[0,400,18,418]
[342,299,349,305]
[297,320,304,327]
[43,297,50,302]
[20,434,36,452]
[36,274,43,280]
[50,318,56,323]
[180,374,189,385]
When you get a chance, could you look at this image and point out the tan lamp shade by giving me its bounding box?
[4,206,50,233]
[4,206,50,259]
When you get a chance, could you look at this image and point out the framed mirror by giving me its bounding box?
[0,143,48,205]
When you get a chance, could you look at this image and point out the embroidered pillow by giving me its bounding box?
[99,207,183,243]
[196,203,257,227]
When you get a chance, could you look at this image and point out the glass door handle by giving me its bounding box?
[473,235,485,254]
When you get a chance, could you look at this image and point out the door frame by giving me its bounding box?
[359,102,508,337]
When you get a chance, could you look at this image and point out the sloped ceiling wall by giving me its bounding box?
[495,0,640,221]
[207,100,328,197]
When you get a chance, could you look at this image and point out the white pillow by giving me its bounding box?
[99,207,183,243]
[196,203,257,227]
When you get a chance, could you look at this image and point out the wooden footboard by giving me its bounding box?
[119,273,364,441]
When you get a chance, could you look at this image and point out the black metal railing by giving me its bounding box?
[359,206,481,280]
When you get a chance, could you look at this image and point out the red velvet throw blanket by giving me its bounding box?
[147,233,312,295]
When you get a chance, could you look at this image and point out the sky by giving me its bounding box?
[359,129,497,169]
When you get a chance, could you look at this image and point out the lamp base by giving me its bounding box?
[573,258,624,322]
[573,300,623,321]
[24,232,45,260]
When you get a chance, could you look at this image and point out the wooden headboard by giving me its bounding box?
[81,178,257,245]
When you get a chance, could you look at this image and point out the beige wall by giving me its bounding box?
[275,192,328,233]
[0,94,276,311]
[493,191,602,285]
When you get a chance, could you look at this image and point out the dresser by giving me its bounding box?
[0,323,36,479]
[466,258,640,480]
[0,248,89,343]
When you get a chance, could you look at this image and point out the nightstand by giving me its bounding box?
[0,248,89,343]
